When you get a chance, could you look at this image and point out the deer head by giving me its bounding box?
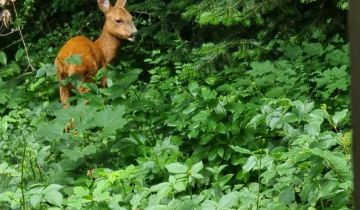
[98,0,137,41]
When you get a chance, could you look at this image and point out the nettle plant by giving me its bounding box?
[0,0,352,209]
[247,98,352,208]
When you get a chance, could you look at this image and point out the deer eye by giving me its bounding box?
[115,19,123,24]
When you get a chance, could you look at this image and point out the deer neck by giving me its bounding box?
[95,30,121,63]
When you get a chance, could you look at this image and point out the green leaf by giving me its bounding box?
[304,123,320,137]
[64,54,82,65]
[261,170,277,184]
[191,173,204,179]
[67,196,89,209]
[44,184,63,192]
[30,194,42,207]
[36,64,56,77]
[93,190,110,202]
[201,87,216,101]
[243,156,257,172]
[0,63,20,78]
[219,174,234,187]
[0,162,8,173]
[325,49,348,66]
[230,145,252,155]
[247,114,265,129]
[188,81,199,96]
[0,92,7,104]
[27,187,44,195]
[118,69,142,88]
[29,77,46,91]
[15,48,25,61]
[130,193,145,209]
[332,109,348,127]
[150,182,171,192]
[319,181,338,198]
[303,42,323,56]
[0,51,7,65]
[284,45,302,60]
[266,87,285,98]
[44,190,63,207]
[300,183,318,203]
[94,179,111,192]
[191,161,203,173]
[310,148,351,180]
[201,200,218,210]
[292,101,314,114]
[37,123,64,140]
[173,181,187,192]
[62,145,97,162]
[199,133,214,145]
[279,187,295,205]
[93,105,127,136]
[165,162,188,174]
[73,187,90,197]
[283,123,297,135]
[93,180,111,202]
[192,110,211,122]
[266,113,281,130]
[183,103,198,115]
[310,109,329,119]
[62,147,83,161]
[217,147,224,158]
[82,144,97,156]
[218,192,241,208]
[156,184,172,200]
[248,61,275,76]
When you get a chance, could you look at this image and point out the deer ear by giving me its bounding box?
[115,0,127,7]
[98,0,112,13]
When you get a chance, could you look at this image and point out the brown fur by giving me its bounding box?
[55,0,137,108]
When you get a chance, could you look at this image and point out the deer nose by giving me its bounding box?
[128,31,137,42]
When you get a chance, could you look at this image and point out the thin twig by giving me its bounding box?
[0,29,18,36]
[40,8,52,33]
[133,10,152,16]
[76,17,97,34]
[20,137,27,210]
[9,71,34,83]
[256,148,263,210]
[0,38,21,49]
[11,1,35,71]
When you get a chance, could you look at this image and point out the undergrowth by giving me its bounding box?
[0,0,351,209]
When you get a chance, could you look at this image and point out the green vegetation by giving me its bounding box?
[0,0,351,209]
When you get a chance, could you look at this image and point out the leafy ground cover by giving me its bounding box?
[0,0,351,209]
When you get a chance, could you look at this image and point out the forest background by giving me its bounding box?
[0,0,352,209]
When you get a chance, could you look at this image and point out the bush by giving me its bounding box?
[0,0,351,209]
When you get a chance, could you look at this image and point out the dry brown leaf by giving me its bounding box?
[0,0,7,7]
[1,9,11,28]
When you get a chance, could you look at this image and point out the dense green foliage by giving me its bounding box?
[0,0,351,209]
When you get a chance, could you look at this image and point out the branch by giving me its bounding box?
[11,1,35,71]
[0,29,18,36]
[0,38,21,49]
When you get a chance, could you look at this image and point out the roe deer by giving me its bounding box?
[55,0,137,108]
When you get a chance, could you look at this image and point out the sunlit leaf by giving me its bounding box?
[243,156,257,172]
[191,161,203,174]
[0,51,7,66]
[332,109,348,127]
[165,162,188,174]
[230,145,252,155]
